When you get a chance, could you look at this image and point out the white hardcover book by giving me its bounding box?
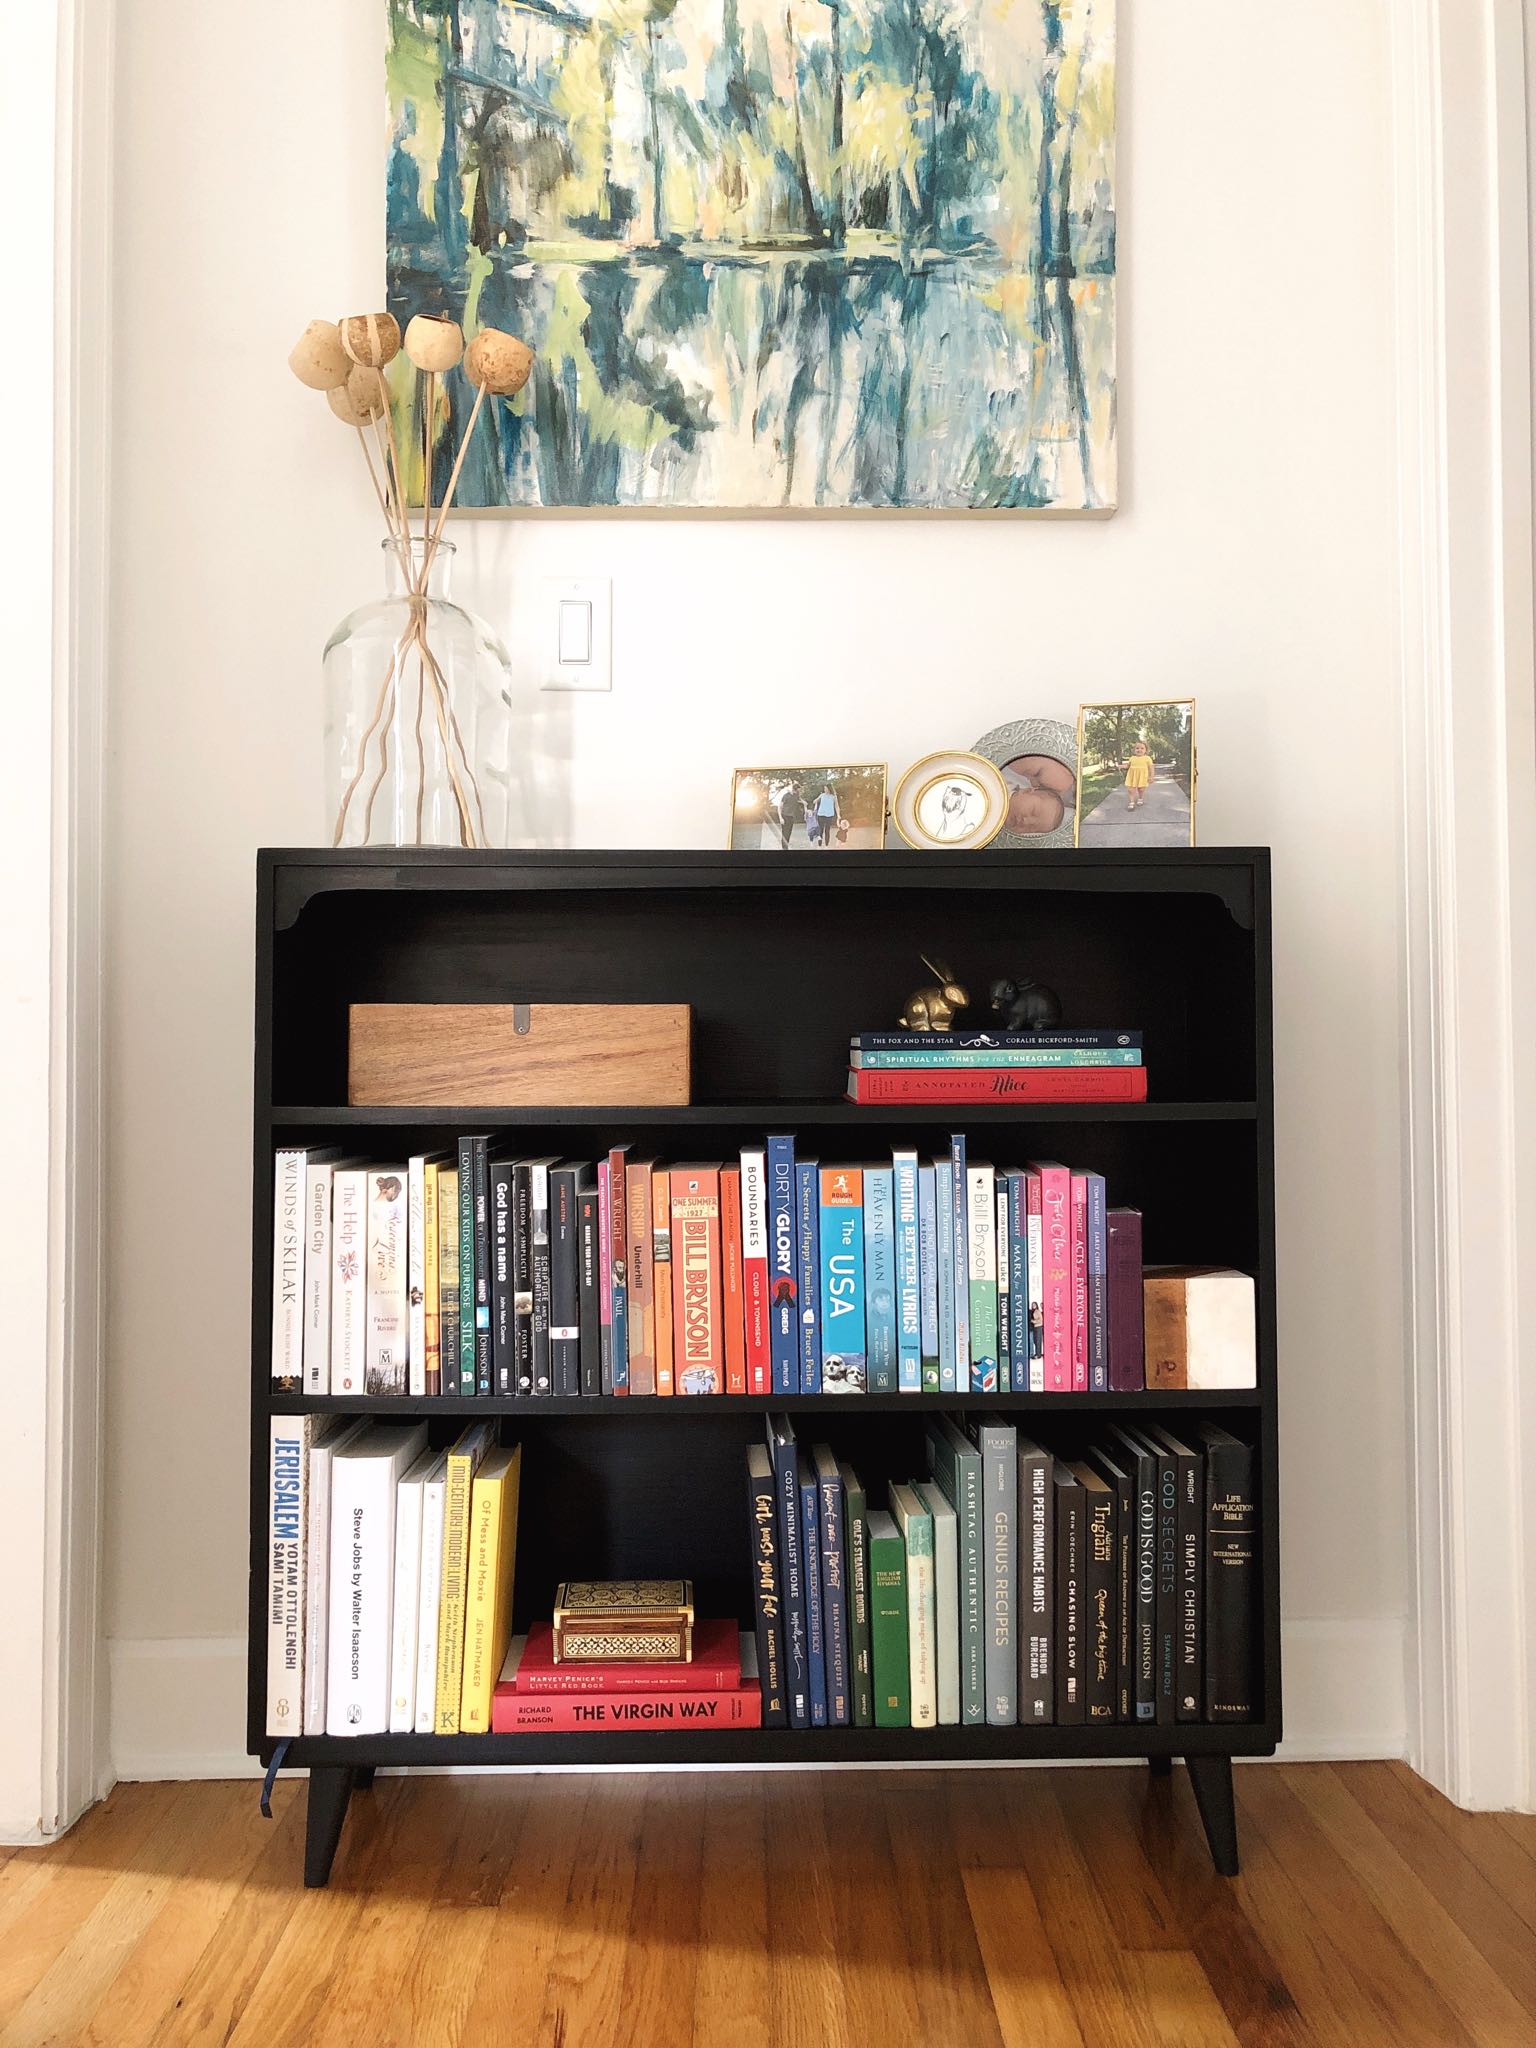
[266,1415,310,1736]
[1025,1173,1045,1393]
[326,1422,428,1736]
[740,1147,768,1274]
[890,1482,937,1730]
[330,1169,367,1395]
[303,1158,335,1396]
[407,1155,428,1399]
[388,1447,437,1731]
[413,1454,451,1733]
[917,1478,961,1726]
[365,1167,409,1396]
[303,1417,368,1734]
[270,1148,306,1388]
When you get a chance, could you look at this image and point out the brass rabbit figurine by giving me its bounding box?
[900,956,969,1032]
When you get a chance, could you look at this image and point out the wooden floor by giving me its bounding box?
[0,1764,1533,2047]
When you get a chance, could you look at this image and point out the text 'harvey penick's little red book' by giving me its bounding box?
[845,1068,1148,1105]
[509,1617,741,1694]
[492,1635,761,1730]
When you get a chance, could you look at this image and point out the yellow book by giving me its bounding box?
[459,1444,522,1731]
[433,1421,495,1733]
[422,1162,441,1395]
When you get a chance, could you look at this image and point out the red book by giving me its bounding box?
[845,1067,1147,1104]
[719,1166,747,1395]
[492,1685,763,1733]
[739,1148,771,1396]
[671,1164,724,1394]
[1070,1172,1089,1391]
[510,1618,742,1694]
[1029,1160,1072,1392]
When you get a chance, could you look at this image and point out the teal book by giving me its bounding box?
[863,1167,897,1392]
[839,1460,874,1727]
[892,1149,922,1393]
[818,1167,866,1393]
[866,1508,910,1727]
[850,1045,1144,1069]
[889,1483,937,1729]
[924,1416,986,1724]
[966,1161,998,1394]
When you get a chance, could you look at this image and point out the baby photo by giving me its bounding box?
[1074,700,1196,847]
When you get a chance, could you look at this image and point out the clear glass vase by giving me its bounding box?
[323,538,511,847]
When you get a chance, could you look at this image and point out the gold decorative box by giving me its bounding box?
[552,1579,695,1663]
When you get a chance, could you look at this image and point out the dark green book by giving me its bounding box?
[866,1507,909,1728]
[456,1137,477,1396]
[839,1460,874,1727]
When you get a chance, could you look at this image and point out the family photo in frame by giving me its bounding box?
[1074,700,1197,847]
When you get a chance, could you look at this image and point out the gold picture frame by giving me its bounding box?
[728,764,889,851]
[890,751,1010,851]
[1073,699,1198,848]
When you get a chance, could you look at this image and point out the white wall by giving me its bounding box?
[106,0,1410,1773]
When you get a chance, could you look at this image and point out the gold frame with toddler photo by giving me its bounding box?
[1073,699,1197,848]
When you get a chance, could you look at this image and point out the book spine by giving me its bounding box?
[472,1139,492,1397]
[771,1428,809,1729]
[328,1446,412,1737]
[460,1460,517,1733]
[1106,1210,1146,1390]
[1127,1439,1157,1721]
[329,1169,366,1396]
[934,1162,956,1393]
[977,1422,1017,1725]
[816,1461,850,1726]
[1006,1173,1030,1393]
[529,1162,552,1396]
[719,1167,746,1396]
[892,1150,922,1393]
[550,1169,582,1397]
[456,1139,476,1397]
[904,1504,937,1730]
[413,1472,447,1732]
[1204,1436,1258,1720]
[1086,1173,1109,1392]
[513,1162,535,1396]
[607,1146,630,1394]
[437,1168,460,1399]
[843,1473,873,1728]
[1084,1485,1116,1723]
[303,1159,333,1398]
[1017,1445,1054,1723]
[924,1490,960,1725]
[671,1169,723,1394]
[995,1181,1011,1393]
[1069,1174,1089,1392]
[388,1470,425,1732]
[851,1046,1145,1068]
[869,1522,910,1728]
[303,1436,334,1734]
[818,1167,866,1393]
[270,1148,305,1393]
[850,1030,1144,1052]
[740,1148,771,1396]
[434,1449,477,1734]
[1037,1166,1072,1392]
[847,1067,1149,1103]
[625,1163,655,1397]
[492,1687,763,1733]
[1153,1442,1178,1725]
[966,1164,997,1393]
[596,1162,613,1393]
[519,1652,745,1694]
[491,1161,515,1397]
[422,1162,441,1399]
[365,1169,409,1396]
[1174,1446,1202,1721]
[266,1416,307,1738]
[746,1458,788,1726]
[949,1135,970,1386]
[799,1462,828,1726]
[1025,1171,1044,1392]
[917,1164,940,1391]
[407,1157,428,1399]
[1055,1474,1085,1726]
[955,1447,986,1725]
[863,1167,897,1392]
[767,1135,799,1396]
[578,1188,602,1397]
[650,1170,674,1396]
[795,1162,822,1395]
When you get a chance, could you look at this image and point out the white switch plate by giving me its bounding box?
[541,576,611,691]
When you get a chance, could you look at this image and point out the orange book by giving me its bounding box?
[670,1165,723,1395]
[625,1160,657,1396]
[651,1169,675,1395]
[719,1166,747,1395]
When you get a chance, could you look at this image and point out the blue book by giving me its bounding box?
[795,1160,822,1395]
[767,1135,799,1395]
[798,1450,828,1726]
[850,1030,1143,1051]
[863,1168,897,1392]
[766,1414,810,1728]
[812,1443,850,1725]
[1087,1171,1109,1392]
[893,1150,923,1393]
[818,1167,867,1393]
[934,1158,957,1394]
[917,1165,940,1390]
[949,1134,970,1387]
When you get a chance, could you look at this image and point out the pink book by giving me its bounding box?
[1028,1161,1073,1392]
[597,1161,613,1391]
[1070,1173,1090,1391]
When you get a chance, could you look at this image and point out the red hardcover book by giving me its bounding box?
[844,1067,1147,1104]
[1070,1172,1089,1391]
[671,1165,724,1394]
[510,1618,742,1694]
[719,1166,747,1395]
[1029,1160,1073,1392]
[739,1147,771,1396]
[492,1685,763,1733]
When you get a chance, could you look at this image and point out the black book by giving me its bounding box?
[1105,1424,1157,1723]
[1145,1423,1203,1722]
[1197,1423,1258,1720]
[529,1158,558,1395]
[512,1161,534,1395]
[471,1136,492,1397]
[1052,1464,1085,1726]
[765,1413,809,1729]
[490,1159,515,1397]
[549,1165,586,1397]
[745,1444,788,1726]
[1087,1442,1136,1721]
[1016,1435,1054,1724]
[577,1187,601,1397]
[1070,1461,1117,1724]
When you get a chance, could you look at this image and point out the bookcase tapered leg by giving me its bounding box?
[353,1766,377,1790]
[1148,1754,1173,1777]
[303,1767,356,1888]
[1185,1754,1239,1876]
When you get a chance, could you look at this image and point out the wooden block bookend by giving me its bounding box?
[348,1003,692,1106]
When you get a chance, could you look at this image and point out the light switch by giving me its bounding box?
[541,576,612,691]
[557,598,592,665]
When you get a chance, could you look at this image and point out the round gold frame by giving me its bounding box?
[891,751,1010,851]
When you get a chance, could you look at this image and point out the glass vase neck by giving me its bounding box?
[383,535,454,600]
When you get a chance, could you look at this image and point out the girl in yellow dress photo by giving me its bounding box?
[1123,741,1154,810]
[1074,701,1196,847]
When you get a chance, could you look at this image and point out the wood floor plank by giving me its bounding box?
[456,1774,591,2045]
[531,1775,648,2048]
[762,1769,851,2048]
[693,1775,769,2048]
[1377,1763,1536,1933]
[817,1771,926,2043]
[1122,1952,1243,2048]
[617,1774,708,2048]
[882,1772,1008,2048]
[963,1864,1087,2048]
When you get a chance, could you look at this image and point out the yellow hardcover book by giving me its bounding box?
[423,1161,442,1396]
[434,1421,495,1733]
[459,1444,522,1731]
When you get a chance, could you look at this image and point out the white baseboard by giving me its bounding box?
[108,1615,1408,1785]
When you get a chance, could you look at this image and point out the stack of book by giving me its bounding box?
[845,1030,1147,1105]
[491,1619,762,1731]
[747,1415,1258,1730]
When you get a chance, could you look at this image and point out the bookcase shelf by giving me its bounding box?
[250,848,1279,1889]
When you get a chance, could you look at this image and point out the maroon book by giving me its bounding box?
[508,1617,742,1694]
[1106,1208,1146,1390]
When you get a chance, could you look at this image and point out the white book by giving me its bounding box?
[407,1155,429,1399]
[303,1417,369,1734]
[303,1159,336,1396]
[740,1147,768,1277]
[388,1447,437,1731]
[890,1482,937,1729]
[266,1415,311,1736]
[365,1167,409,1396]
[917,1478,961,1726]
[413,1454,451,1732]
[1025,1173,1045,1393]
[270,1148,306,1387]
[326,1422,428,1736]
[330,1169,367,1395]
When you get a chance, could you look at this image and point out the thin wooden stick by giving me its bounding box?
[359,665,401,844]
[421,635,488,845]
[419,382,488,585]
[420,630,474,846]
[423,368,436,548]
[355,425,415,587]
[374,369,416,588]
[332,626,409,844]
[413,635,427,842]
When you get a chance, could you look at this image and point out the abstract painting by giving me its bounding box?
[386,0,1115,510]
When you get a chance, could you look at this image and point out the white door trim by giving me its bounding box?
[1392,0,1536,1812]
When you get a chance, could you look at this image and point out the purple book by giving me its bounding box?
[1106,1208,1145,1390]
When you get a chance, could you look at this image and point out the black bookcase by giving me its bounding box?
[249,848,1279,1886]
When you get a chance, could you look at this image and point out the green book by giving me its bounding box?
[866,1508,910,1728]
[890,1483,937,1729]
[839,1460,874,1727]
[924,1418,986,1725]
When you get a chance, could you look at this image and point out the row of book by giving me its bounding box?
[845,1029,1150,1106]
[747,1414,1259,1728]
[266,1416,518,1739]
[271,1135,1256,1398]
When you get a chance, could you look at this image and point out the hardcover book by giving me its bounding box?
[1016,1434,1055,1724]
[472,1136,493,1397]
[433,1421,497,1734]
[456,1138,477,1398]
[720,1166,746,1396]
[304,1418,368,1735]
[515,1616,743,1694]
[1073,1460,1117,1723]
[892,1149,923,1393]
[1104,1424,1158,1724]
[597,1160,613,1393]
[578,1186,602,1398]
[625,1159,659,1396]
[846,1067,1149,1104]
[1052,1463,1086,1726]
[839,1460,874,1728]
[797,1451,828,1726]
[917,1163,940,1391]
[270,1147,306,1393]
[412,1451,449,1734]
[862,1166,897,1392]
[849,1046,1144,1069]
[995,1178,1011,1392]
[924,1417,986,1725]
[437,1167,460,1401]
[966,1161,998,1393]
[512,1158,535,1395]
[1087,1441,1136,1722]
[1029,1161,1072,1392]
[490,1157,515,1397]
[606,1144,632,1394]
[849,1031,1144,1052]
[916,1478,960,1726]
[889,1483,936,1730]
[1086,1171,1109,1392]
[818,1167,866,1394]
[766,1414,810,1728]
[1143,1423,1203,1723]
[949,1135,970,1387]
[421,1157,442,1398]
[549,1165,586,1397]
[329,1167,367,1397]
[266,1415,310,1738]
[965,1414,1017,1725]
[388,1445,437,1732]
[1069,1172,1089,1392]
[740,1147,771,1396]
[650,1168,674,1396]
[767,1135,799,1397]
[671,1165,724,1395]
[364,1166,409,1396]
[1106,1208,1146,1391]
[326,1421,429,1737]
[491,1643,762,1732]
[303,1155,338,1398]
[460,1445,522,1732]
[866,1507,910,1728]
[744,1446,788,1725]
[933,1158,957,1394]
[529,1158,557,1395]
[1198,1424,1258,1720]
[795,1160,821,1395]
[812,1443,850,1725]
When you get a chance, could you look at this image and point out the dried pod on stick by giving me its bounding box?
[338,312,402,370]
[288,318,351,391]
[404,313,464,373]
[464,328,534,396]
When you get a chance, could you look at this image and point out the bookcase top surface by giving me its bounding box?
[260,847,1270,873]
